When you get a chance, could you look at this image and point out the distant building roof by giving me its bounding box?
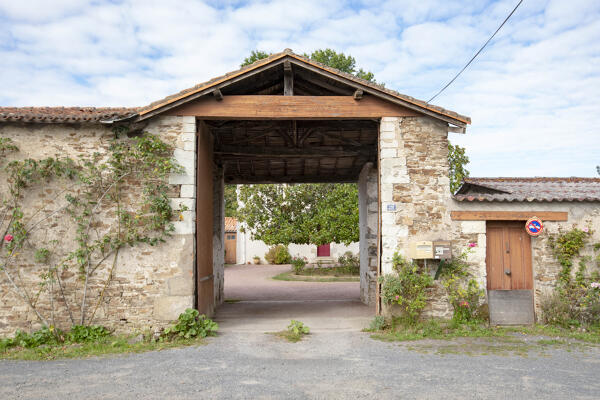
[0,107,137,123]
[225,217,237,232]
[454,177,600,202]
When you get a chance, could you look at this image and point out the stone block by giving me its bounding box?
[169,198,195,211]
[380,148,397,158]
[168,276,194,296]
[180,184,196,198]
[173,211,196,235]
[460,220,486,234]
[154,296,194,321]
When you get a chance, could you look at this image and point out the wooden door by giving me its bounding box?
[224,233,237,264]
[486,221,534,324]
[317,243,331,257]
[196,123,214,317]
[486,221,533,290]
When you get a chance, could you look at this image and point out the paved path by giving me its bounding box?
[2,331,600,399]
[224,264,360,301]
[218,264,374,332]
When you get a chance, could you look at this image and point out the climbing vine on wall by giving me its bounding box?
[0,131,184,329]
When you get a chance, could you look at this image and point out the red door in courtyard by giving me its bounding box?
[317,243,331,257]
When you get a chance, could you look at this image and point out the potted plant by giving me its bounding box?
[253,256,261,265]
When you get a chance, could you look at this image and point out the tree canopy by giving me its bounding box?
[448,142,470,194]
[237,183,358,245]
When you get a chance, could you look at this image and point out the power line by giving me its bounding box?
[427,0,524,103]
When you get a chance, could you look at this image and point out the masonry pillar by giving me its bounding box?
[153,116,197,321]
[379,115,452,270]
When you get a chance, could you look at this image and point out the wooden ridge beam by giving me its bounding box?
[165,95,420,119]
[450,211,568,221]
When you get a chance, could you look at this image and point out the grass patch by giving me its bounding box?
[272,271,359,282]
[368,318,506,342]
[0,335,207,361]
[269,320,310,343]
[367,317,600,357]
[270,330,306,343]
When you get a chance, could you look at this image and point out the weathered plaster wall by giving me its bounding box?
[0,117,196,336]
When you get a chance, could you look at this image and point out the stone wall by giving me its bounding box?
[0,116,196,336]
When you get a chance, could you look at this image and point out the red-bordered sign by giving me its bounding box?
[525,216,544,236]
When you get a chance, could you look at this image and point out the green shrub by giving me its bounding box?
[337,251,359,275]
[287,320,310,335]
[162,308,218,340]
[66,325,110,343]
[443,277,485,323]
[368,315,387,331]
[265,245,291,264]
[291,256,307,274]
[540,291,574,327]
[379,253,433,324]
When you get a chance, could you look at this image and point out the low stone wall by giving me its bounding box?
[0,116,196,336]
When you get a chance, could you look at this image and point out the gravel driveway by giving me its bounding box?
[2,331,599,399]
[3,265,599,399]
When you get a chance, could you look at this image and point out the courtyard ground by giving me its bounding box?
[217,264,373,332]
[2,264,599,399]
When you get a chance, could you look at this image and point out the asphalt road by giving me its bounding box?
[2,331,599,399]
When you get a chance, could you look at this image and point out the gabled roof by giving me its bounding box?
[137,49,470,126]
[454,177,600,202]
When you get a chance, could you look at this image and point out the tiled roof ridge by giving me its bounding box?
[0,106,138,123]
[465,177,600,183]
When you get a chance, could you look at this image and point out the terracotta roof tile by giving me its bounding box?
[454,177,600,202]
[224,217,237,232]
[0,107,138,124]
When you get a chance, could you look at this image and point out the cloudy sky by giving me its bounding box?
[1,0,599,177]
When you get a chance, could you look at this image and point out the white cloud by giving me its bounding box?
[0,0,599,176]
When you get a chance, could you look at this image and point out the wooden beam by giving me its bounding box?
[165,95,420,119]
[353,89,363,100]
[284,60,293,96]
[295,70,354,95]
[214,144,374,158]
[212,88,223,101]
[450,211,568,221]
[448,125,465,134]
[224,174,359,184]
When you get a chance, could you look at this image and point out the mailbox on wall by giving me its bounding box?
[408,241,433,259]
[433,241,452,260]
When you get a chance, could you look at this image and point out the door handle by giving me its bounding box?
[504,269,511,275]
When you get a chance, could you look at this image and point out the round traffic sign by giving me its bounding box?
[525,217,544,236]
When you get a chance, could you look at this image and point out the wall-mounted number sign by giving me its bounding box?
[525,216,544,236]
